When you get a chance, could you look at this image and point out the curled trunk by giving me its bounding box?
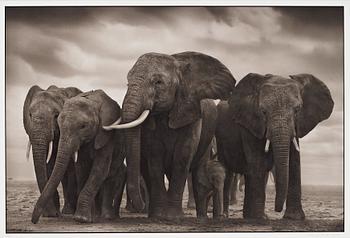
[271,130,290,212]
[31,141,72,223]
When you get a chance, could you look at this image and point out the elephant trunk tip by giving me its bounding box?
[31,205,43,224]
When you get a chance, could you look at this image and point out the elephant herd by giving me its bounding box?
[23,51,334,225]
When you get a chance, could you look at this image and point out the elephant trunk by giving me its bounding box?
[30,131,51,193]
[122,87,146,211]
[271,127,290,212]
[31,139,73,224]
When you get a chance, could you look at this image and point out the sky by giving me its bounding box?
[5,6,343,185]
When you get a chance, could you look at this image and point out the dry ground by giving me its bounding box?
[6,180,343,233]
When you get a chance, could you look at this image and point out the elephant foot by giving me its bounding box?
[213,214,226,221]
[43,206,60,217]
[101,208,116,220]
[243,211,268,220]
[74,208,93,223]
[148,207,166,219]
[166,207,184,219]
[197,215,209,224]
[283,207,305,220]
[62,203,75,215]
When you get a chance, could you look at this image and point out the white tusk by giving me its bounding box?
[46,141,53,163]
[264,139,270,153]
[103,110,150,130]
[74,151,78,163]
[109,117,121,126]
[26,140,31,161]
[293,137,300,152]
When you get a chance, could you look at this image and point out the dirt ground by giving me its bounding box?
[6,180,343,233]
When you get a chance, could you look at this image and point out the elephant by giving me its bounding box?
[23,85,82,217]
[216,73,334,220]
[192,138,226,219]
[104,51,236,219]
[31,90,126,224]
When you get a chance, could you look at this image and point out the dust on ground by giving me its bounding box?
[6,180,343,232]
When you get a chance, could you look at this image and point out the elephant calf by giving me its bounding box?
[193,140,226,219]
[31,90,126,224]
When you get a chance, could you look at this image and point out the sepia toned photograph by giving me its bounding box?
[4,4,344,234]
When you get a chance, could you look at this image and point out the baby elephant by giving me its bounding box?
[194,141,226,220]
[31,90,126,224]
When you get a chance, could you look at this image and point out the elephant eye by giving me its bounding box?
[80,124,86,129]
[154,79,163,85]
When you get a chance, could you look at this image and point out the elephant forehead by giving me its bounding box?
[63,97,96,113]
[128,53,177,78]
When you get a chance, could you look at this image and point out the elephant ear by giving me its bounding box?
[23,85,43,134]
[230,73,266,139]
[290,74,334,138]
[92,90,121,150]
[169,51,236,129]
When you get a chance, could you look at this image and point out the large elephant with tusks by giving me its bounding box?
[104,51,235,218]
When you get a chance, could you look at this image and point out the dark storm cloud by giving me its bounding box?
[274,7,343,40]
[205,7,234,26]
[6,7,97,27]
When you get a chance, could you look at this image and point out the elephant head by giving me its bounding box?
[230,73,334,212]
[23,85,82,195]
[31,90,120,223]
[104,51,236,211]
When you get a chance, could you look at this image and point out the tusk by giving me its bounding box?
[293,137,300,152]
[103,110,150,130]
[74,151,78,163]
[264,139,270,153]
[109,117,121,127]
[46,141,53,163]
[26,140,31,161]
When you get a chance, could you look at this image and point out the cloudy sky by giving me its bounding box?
[6,7,343,185]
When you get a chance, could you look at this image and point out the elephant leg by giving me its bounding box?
[243,169,267,219]
[99,179,115,220]
[186,174,196,209]
[284,143,305,220]
[62,159,77,214]
[192,169,209,219]
[74,155,110,223]
[230,173,239,205]
[166,164,189,218]
[113,165,127,218]
[45,156,60,216]
[147,154,167,218]
[213,186,224,219]
[223,170,233,217]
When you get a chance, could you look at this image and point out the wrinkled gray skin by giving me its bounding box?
[193,139,225,219]
[216,73,334,219]
[111,51,235,218]
[31,90,126,224]
[125,176,149,214]
[23,85,82,216]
